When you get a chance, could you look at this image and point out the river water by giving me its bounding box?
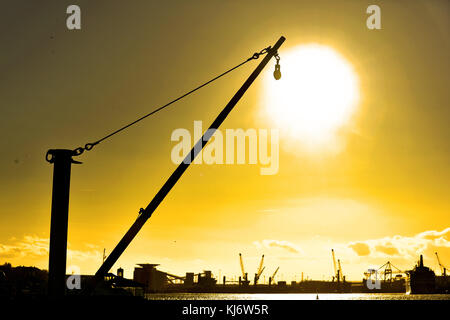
[145,293,450,300]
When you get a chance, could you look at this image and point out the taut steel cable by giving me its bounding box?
[67,46,273,158]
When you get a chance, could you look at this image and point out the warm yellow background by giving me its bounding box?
[0,0,448,281]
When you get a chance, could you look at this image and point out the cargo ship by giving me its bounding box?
[406,255,436,294]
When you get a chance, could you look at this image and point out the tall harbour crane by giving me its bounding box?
[338,259,344,282]
[239,253,249,285]
[45,36,286,296]
[435,252,447,276]
[269,267,279,285]
[254,255,265,285]
[377,261,403,282]
[331,249,339,282]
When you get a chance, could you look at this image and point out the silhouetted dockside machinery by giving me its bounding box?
[435,252,447,276]
[239,253,250,286]
[268,267,279,286]
[89,37,285,293]
[45,36,285,296]
[254,255,265,285]
[331,249,339,284]
[362,261,405,293]
[331,249,351,292]
[435,252,450,293]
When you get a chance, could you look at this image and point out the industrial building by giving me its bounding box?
[133,264,169,292]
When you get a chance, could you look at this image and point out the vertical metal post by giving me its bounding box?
[46,149,79,297]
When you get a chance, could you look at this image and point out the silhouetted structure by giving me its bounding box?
[133,264,168,292]
[93,37,286,289]
[0,263,48,297]
[197,271,217,288]
[406,255,436,294]
[46,149,80,297]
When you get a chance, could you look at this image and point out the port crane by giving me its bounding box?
[239,253,249,285]
[89,37,285,292]
[254,255,265,285]
[435,252,447,276]
[269,267,279,285]
[337,259,345,282]
[331,249,340,282]
[377,261,403,282]
[45,36,285,296]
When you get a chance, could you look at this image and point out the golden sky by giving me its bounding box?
[0,0,449,281]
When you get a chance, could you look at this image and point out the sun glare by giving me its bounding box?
[263,44,359,149]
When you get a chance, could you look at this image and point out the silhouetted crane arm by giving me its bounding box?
[338,259,343,282]
[271,267,279,280]
[331,249,337,279]
[89,37,286,290]
[239,253,246,278]
[436,252,443,272]
[257,255,265,277]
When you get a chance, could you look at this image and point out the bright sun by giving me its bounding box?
[263,44,359,149]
